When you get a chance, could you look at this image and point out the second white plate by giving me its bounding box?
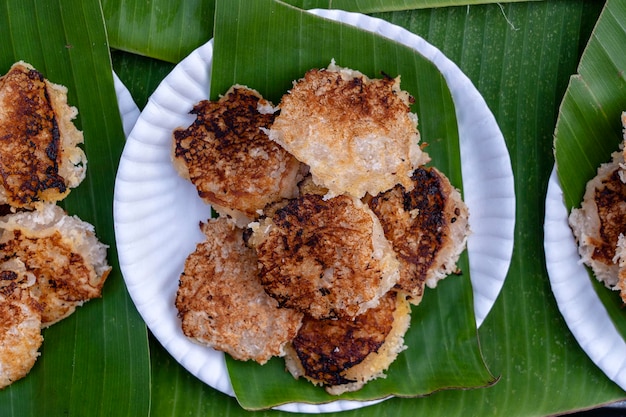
[544,167,626,391]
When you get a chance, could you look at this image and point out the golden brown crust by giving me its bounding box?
[615,234,626,303]
[250,194,399,320]
[0,283,43,389]
[591,169,626,265]
[0,205,110,326]
[267,62,430,198]
[0,61,85,208]
[367,167,469,303]
[570,155,626,288]
[291,296,393,386]
[284,291,410,394]
[571,113,626,301]
[175,217,303,364]
[172,86,303,225]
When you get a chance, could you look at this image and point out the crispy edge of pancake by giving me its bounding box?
[175,217,303,364]
[0,61,86,208]
[614,233,626,303]
[248,194,400,320]
[569,151,626,289]
[283,291,411,395]
[613,112,626,302]
[366,167,469,304]
[0,284,43,389]
[171,85,304,227]
[569,156,622,287]
[267,61,430,199]
[0,204,111,327]
[422,168,469,288]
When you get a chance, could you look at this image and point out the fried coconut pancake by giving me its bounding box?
[366,167,469,304]
[248,193,400,320]
[175,217,303,364]
[284,291,411,395]
[0,61,86,209]
[172,85,304,226]
[569,150,626,294]
[0,266,42,389]
[266,60,430,199]
[0,204,111,326]
[572,112,626,302]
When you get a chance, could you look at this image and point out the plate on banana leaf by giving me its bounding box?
[114,5,514,413]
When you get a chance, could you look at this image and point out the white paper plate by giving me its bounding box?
[113,71,140,137]
[544,167,626,391]
[113,10,515,414]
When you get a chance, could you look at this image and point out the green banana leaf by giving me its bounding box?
[102,0,539,64]
[283,0,540,11]
[111,1,626,416]
[554,0,626,335]
[210,0,493,410]
[2,0,622,416]
[102,0,216,64]
[0,1,150,416]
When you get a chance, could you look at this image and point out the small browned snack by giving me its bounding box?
[266,61,430,199]
[0,61,86,209]
[175,217,303,364]
[172,85,305,226]
[366,166,469,304]
[0,279,43,389]
[248,193,399,320]
[172,63,470,395]
[284,291,411,395]
[570,112,626,302]
[0,62,109,390]
[0,204,111,327]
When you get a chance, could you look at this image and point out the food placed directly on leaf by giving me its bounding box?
[247,193,400,320]
[172,61,470,395]
[366,166,469,304]
[172,85,305,227]
[0,274,42,389]
[569,112,626,303]
[283,291,411,395]
[266,60,430,199]
[0,61,86,209]
[0,204,111,327]
[0,61,110,390]
[175,217,303,364]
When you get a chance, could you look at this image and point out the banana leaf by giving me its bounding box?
[284,0,540,11]
[102,0,216,64]
[0,1,150,416]
[109,1,626,416]
[209,0,494,410]
[554,0,626,339]
[102,0,539,64]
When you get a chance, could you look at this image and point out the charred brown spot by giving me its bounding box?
[0,64,66,206]
[369,166,446,279]
[0,280,17,296]
[174,88,276,167]
[591,168,626,264]
[292,293,396,386]
[0,270,17,281]
[172,86,300,217]
[297,69,411,132]
[255,193,382,320]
